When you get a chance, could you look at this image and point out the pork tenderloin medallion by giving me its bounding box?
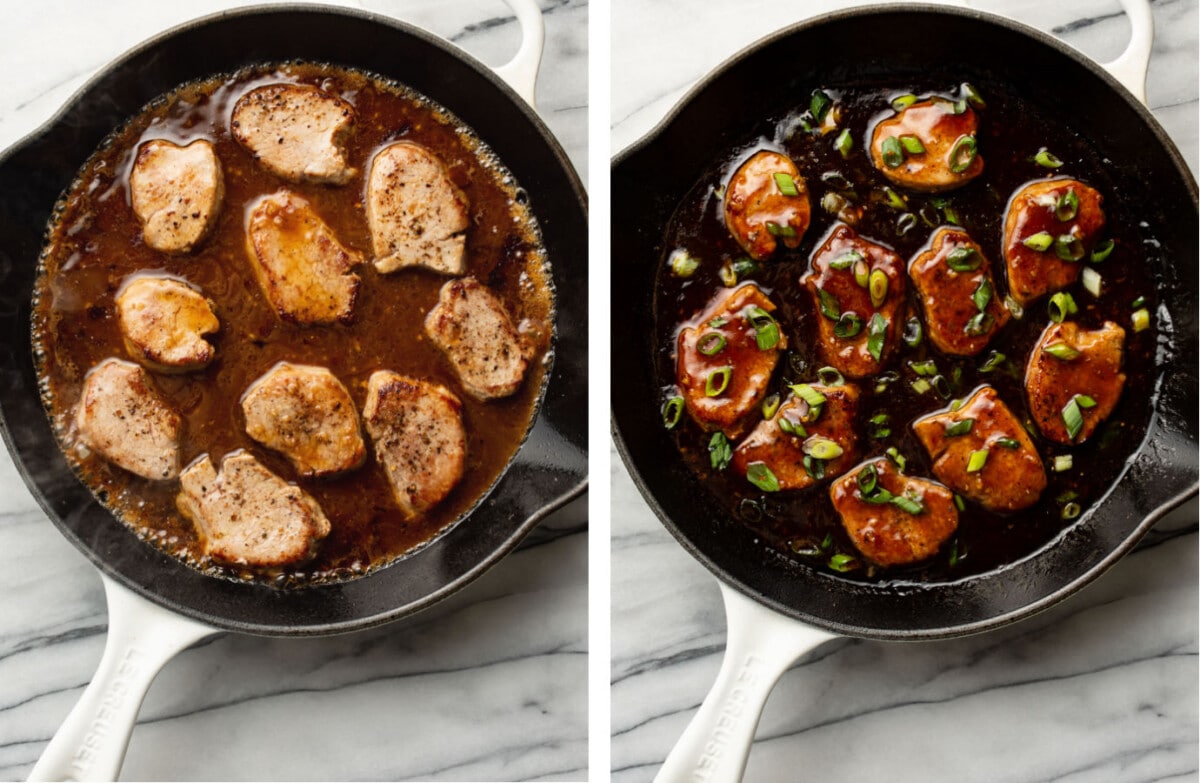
[362,371,467,518]
[75,357,182,480]
[115,276,219,373]
[129,138,224,254]
[908,226,1010,356]
[425,276,529,400]
[870,99,983,192]
[231,83,356,185]
[245,190,363,325]
[723,150,811,261]
[1025,320,1126,444]
[177,452,331,568]
[367,141,470,275]
[241,363,366,478]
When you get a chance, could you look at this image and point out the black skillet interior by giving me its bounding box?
[612,5,1197,640]
[0,5,587,635]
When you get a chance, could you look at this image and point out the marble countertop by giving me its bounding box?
[610,1,1198,781]
[0,1,587,781]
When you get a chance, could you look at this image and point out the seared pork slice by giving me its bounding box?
[362,371,466,518]
[129,138,224,254]
[870,99,983,192]
[831,459,958,567]
[1003,179,1105,306]
[676,284,785,439]
[912,385,1046,512]
[231,83,356,185]
[367,141,470,275]
[723,150,811,261]
[732,381,860,491]
[115,277,219,373]
[801,223,906,379]
[425,277,528,400]
[75,358,182,480]
[177,452,331,568]
[245,190,363,325]
[241,363,366,477]
[909,227,1010,356]
[1025,321,1126,444]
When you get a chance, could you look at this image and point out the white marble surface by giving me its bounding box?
[0,1,587,781]
[610,1,1198,781]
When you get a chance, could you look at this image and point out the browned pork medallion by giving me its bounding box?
[33,62,553,585]
[656,81,1157,580]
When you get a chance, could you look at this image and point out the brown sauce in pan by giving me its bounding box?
[33,62,553,586]
[655,81,1163,583]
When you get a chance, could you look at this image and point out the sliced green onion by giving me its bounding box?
[834,311,864,338]
[911,378,932,395]
[1043,341,1080,360]
[828,553,856,572]
[777,416,805,438]
[705,366,732,397]
[1023,231,1054,252]
[953,494,966,512]
[869,269,889,308]
[718,261,737,287]
[1034,149,1063,168]
[773,172,799,196]
[708,316,729,328]
[697,332,727,356]
[918,203,941,227]
[961,82,986,109]
[881,136,904,168]
[886,447,907,471]
[834,128,853,158]
[891,493,924,515]
[662,396,684,429]
[874,370,899,395]
[792,383,827,407]
[946,246,981,272]
[952,98,968,115]
[1062,397,1084,440]
[829,250,863,270]
[670,249,699,277]
[869,413,891,439]
[1056,489,1080,504]
[866,313,887,362]
[1004,295,1025,319]
[943,204,962,225]
[964,311,993,336]
[1055,189,1079,222]
[973,278,993,312]
[746,462,780,492]
[803,455,826,480]
[853,259,871,289]
[761,394,781,420]
[821,171,854,191]
[1061,501,1082,520]
[1075,394,1098,409]
[931,374,953,399]
[892,94,918,111]
[1081,267,1102,297]
[945,418,975,437]
[1090,239,1115,263]
[996,437,1021,449]
[1048,292,1078,323]
[816,366,845,387]
[745,305,780,351]
[810,90,833,122]
[1131,296,1146,309]
[903,317,923,348]
[882,187,907,210]
[862,486,896,505]
[821,192,849,215]
[817,287,841,320]
[765,221,797,238]
[1054,233,1084,261]
[949,135,978,173]
[966,448,989,473]
[949,397,965,412]
[709,432,732,470]
[856,464,878,495]
[897,212,918,236]
[1132,307,1151,332]
[900,135,926,154]
[1053,454,1074,472]
[732,257,758,278]
[909,359,939,377]
[803,436,844,461]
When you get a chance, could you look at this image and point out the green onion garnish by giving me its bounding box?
[773,172,799,197]
[881,136,904,168]
[1034,149,1063,168]
[1055,189,1079,222]
[964,311,993,337]
[662,396,684,429]
[1090,239,1115,263]
[961,82,986,108]
[810,90,833,123]
[1075,394,1097,409]
[856,464,878,495]
[900,135,926,154]
[966,448,989,473]
[792,383,826,407]
[1131,296,1146,309]
[697,332,727,356]
[1022,232,1054,252]
[892,94,918,111]
[953,495,966,512]
[931,374,952,399]
[911,378,932,395]
[709,432,732,470]
[909,359,938,377]
[945,418,975,437]
[1048,292,1078,323]
[746,462,780,492]
[943,204,962,225]
[1132,308,1151,332]
[1081,267,1102,297]
[1056,490,1079,504]
[897,212,918,236]
[1004,295,1024,319]
[1054,233,1084,262]
[853,260,870,289]
[973,278,993,312]
[709,316,728,328]
[834,311,864,338]
[869,269,889,308]
[803,455,826,480]
[718,262,737,287]
[996,437,1021,449]
[948,134,977,173]
[866,313,887,362]
[829,250,863,270]
[834,128,853,158]
[765,221,797,238]
[817,288,841,320]
[1043,341,1080,360]
[745,306,780,351]
[816,366,845,387]
[705,366,732,397]
[761,394,780,420]
[803,436,844,461]
[885,447,907,471]
[670,249,699,277]
[777,416,805,438]
[882,187,907,210]
[946,246,981,272]
[862,486,896,505]
[869,413,891,439]
[1061,502,1082,520]
[1053,454,1073,472]
[732,257,758,278]
[903,317,923,348]
[828,553,856,572]
[1062,396,1084,440]
[891,494,924,515]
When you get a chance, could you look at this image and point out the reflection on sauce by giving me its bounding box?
[33,63,553,586]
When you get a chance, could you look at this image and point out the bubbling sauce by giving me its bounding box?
[33,62,553,586]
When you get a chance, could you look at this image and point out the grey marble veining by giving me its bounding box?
[0,1,587,781]
[610,1,1198,781]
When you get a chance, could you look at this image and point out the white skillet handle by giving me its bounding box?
[492,0,545,108]
[1102,0,1154,104]
[28,575,219,782]
[655,583,837,783]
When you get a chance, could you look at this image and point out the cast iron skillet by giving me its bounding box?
[612,3,1195,780]
[0,3,585,779]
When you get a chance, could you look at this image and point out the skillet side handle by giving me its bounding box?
[28,575,219,782]
[654,583,837,783]
[492,0,545,108]
[1102,0,1154,104]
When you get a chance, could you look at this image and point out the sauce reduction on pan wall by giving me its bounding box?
[655,80,1161,583]
[33,62,553,586]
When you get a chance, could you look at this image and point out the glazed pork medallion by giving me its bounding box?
[656,81,1157,580]
[34,62,552,584]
